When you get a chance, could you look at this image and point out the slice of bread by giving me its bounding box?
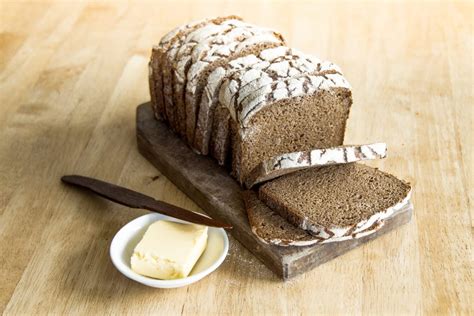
[259,163,411,241]
[242,190,320,246]
[245,143,387,188]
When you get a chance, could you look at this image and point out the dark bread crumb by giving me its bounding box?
[259,163,411,229]
[210,105,231,165]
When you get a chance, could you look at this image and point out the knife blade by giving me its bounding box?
[61,175,232,229]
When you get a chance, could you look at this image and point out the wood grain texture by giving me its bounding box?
[0,0,472,314]
[137,102,413,279]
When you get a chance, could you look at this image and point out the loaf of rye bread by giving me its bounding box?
[258,163,411,240]
[149,17,352,185]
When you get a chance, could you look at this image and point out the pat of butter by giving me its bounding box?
[131,220,208,280]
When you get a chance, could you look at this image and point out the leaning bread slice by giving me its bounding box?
[245,143,387,188]
[243,190,320,246]
[259,163,411,242]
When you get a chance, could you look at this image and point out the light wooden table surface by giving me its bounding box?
[1,0,472,314]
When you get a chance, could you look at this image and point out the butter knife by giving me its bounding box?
[61,175,232,229]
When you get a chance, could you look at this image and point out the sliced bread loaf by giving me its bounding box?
[245,143,387,188]
[150,18,359,190]
[242,190,319,246]
[259,163,411,241]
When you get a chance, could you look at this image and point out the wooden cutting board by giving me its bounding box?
[136,102,413,280]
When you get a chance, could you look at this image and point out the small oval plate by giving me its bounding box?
[110,213,229,288]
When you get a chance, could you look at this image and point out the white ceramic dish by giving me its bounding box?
[110,213,229,288]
